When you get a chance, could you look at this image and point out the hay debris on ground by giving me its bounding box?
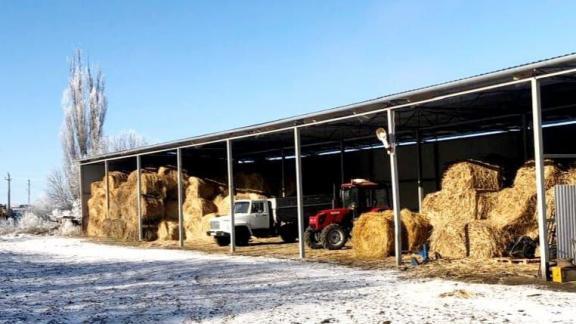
[439,289,480,299]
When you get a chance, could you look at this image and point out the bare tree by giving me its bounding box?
[46,169,74,210]
[105,130,149,153]
[50,49,108,209]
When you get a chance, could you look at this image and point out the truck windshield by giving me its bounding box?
[234,201,250,214]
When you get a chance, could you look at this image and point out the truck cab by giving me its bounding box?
[208,199,294,246]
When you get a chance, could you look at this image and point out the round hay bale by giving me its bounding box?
[351,211,394,259]
[157,220,180,241]
[441,160,502,192]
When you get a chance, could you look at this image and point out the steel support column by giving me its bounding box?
[177,148,185,248]
[294,127,305,259]
[136,155,143,241]
[340,141,345,185]
[531,78,550,279]
[104,160,110,219]
[79,164,86,233]
[226,140,236,252]
[281,149,286,198]
[416,131,424,212]
[388,110,402,266]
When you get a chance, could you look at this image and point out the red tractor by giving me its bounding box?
[304,179,389,250]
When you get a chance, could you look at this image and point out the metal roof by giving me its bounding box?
[80,52,576,164]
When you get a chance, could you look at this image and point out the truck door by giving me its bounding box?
[250,201,269,230]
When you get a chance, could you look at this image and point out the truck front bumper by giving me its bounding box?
[207,231,229,237]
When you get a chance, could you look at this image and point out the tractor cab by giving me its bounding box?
[340,179,387,218]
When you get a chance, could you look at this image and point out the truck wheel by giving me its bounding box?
[320,224,348,250]
[304,227,323,249]
[214,236,230,247]
[279,224,297,243]
[235,227,251,246]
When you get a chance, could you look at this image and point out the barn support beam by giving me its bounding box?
[388,110,402,266]
[281,149,286,198]
[177,148,185,248]
[340,140,345,185]
[136,155,143,241]
[226,139,236,253]
[294,127,305,259]
[531,78,550,280]
[79,164,87,233]
[416,130,424,212]
[104,160,110,219]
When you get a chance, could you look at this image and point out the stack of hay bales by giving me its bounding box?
[86,168,268,242]
[423,159,576,259]
[351,209,431,259]
[422,160,503,259]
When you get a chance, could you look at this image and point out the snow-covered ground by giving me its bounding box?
[0,235,574,323]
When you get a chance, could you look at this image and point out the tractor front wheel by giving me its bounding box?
[320,224,348,250]
[304,227,323,249]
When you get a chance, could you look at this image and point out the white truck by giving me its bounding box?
[207,196,332,246]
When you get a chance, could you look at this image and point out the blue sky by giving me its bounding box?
[1,0,575,204]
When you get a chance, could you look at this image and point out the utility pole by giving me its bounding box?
[5,173,11,218]
[27,179,31,206]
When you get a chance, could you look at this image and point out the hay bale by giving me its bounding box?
[157,220,180,240]
[183,198,218,240]
[235,173,267,192]
[164,200,180,221]
[352,211,394,259]
[466,220,507,258]
[487,187,536,237]
[430,220,468,259]
[401,210,431,252]
[512,161,562,191]
[441,161,502,192]
[106,171,128,189]
[477,191,498,220]
[422,189,482,226]
[187,177,219,200]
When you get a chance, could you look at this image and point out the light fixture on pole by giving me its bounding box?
[375,127,393,154]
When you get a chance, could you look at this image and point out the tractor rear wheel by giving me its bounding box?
[304,227,323,249]
[320,224,348,250]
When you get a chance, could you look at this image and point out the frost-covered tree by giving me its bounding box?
[49,49,108,209]
[105,130,149,153]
